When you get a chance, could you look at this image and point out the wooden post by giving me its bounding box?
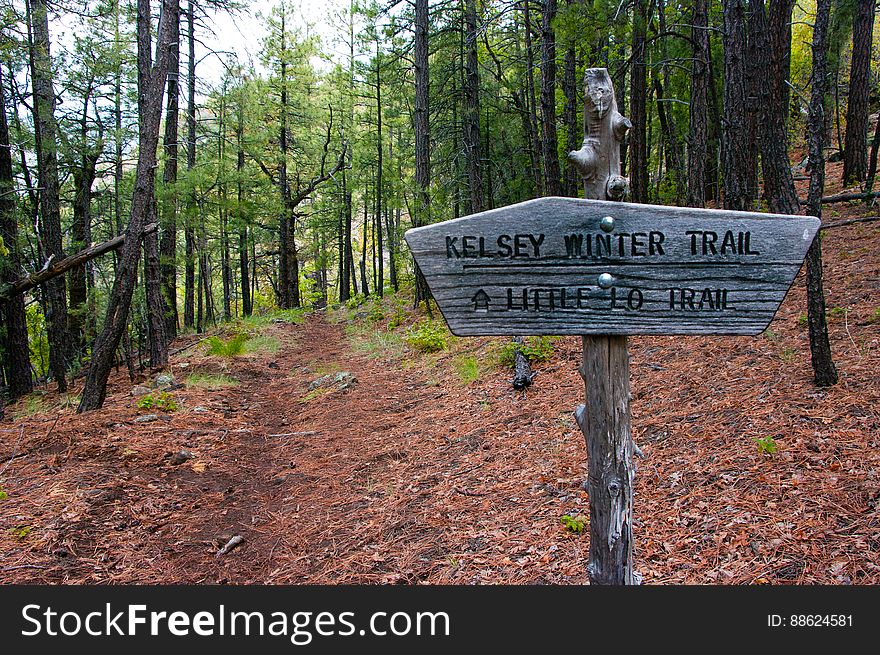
[569,68,637,585]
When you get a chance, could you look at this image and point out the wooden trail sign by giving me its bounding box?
[404,67,819,586]
[404,196,819,337]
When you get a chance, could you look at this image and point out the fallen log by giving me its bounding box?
[0,223,157,300]
[820,191,880,204]
[820,215,880,230]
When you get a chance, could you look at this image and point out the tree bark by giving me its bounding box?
[750,0,800,215]
[687,0,710,207]
[159,6,180,339]
[414,0,431,308]
[28,0,70,391]
[842,0,876,186]
[0,62,33,399]
[463,0,484,213]
[539,0,561,196]
[722,0,753,210]
[522,0,544,196]
[629,0,649,203]
[562,8,579,198]
[143,201,168,367]
[78,0,178,412]
[805,0,838,387]
[183,0,196,329]
[236,99,251,316]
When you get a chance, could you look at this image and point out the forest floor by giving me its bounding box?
[2,169,880,585]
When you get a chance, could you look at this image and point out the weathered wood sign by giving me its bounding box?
[404,197,819,337]
[405,67,819,586]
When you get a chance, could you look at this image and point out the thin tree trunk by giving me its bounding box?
[539,0,561,196]
[413,0,431,308]
[375,43,384,296]
[687,0,710,207]
[159,6,180,339]
[236,101,251,316]
[722,0,752,210]
[28,0,70,391]
[183,0,196,329]
[0,61,33,399]
[805,0,838,387]
[522,0,543,196]
[143,200,168,367]
[562,3,579,198]
[842,0,876,186]
[79,0,178,412]
[463,0,484,212]
[629,0,649,203]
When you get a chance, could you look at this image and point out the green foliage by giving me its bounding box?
[25,304,49,378]
[828,306,847,320]
[186,373,239,390]
[754,436,778,456]
[497,337,555,369]
[243,334,282,355]
[797,313,808,327]
[9,525,32,539]
[561,514,587,534]
[137,391,179,412]
[454,356,480,384]
[780,347,796,362]
[345,293,369,309]
[349,327,405,358]
[0,489,8,501]
[869,308,880,324]
[405,320,448,353]
[206,333,249,357]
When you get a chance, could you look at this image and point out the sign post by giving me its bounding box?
[404,69,819,584]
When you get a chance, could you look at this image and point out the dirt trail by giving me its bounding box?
[2,216,880,585]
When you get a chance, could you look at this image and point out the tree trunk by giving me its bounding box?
[236,102,251,316]
[159,6,180,340]
[539,0,561,196]
[0,62,33,399]
[722,0,753,210]
[183,0,196,329]
[768,0,795,126]
[842,0,876,186]
[28,0,70,391]
[143,201,168,367]
[629,0,649,203]
[687,0,710,207]
[463,0,484,212]
[522,1,544,196]
[562,4,579,198]
[750,0,800,215]
[805,0,838,387]
[79,0,178,412]
[375,44,384,296]
[413,0,431,308]
[70,143,99,358]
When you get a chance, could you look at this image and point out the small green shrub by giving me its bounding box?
[405,320,448,353]
[243,334,281,355]
[137,391,179,412]
[828,306,847,321]
[870,308,880,324]
[9,525,32,539]
[186,373,239,390]
[0,488,8,500]
[387,304,407,330]
[206,333,249,357]
[454,356,480,384]
[497,336,555,368]
[367,302,385,323]
[797,313,808,327]
[561,514,587,534]
[345,293,368,309]
[754,435,778,455]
